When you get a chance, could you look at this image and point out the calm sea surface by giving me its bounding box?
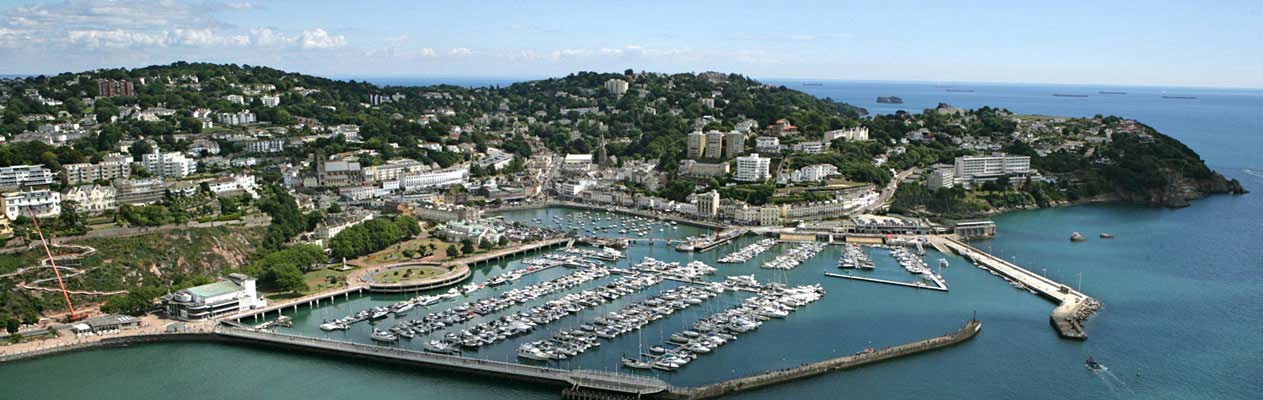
[2,79,1259,399]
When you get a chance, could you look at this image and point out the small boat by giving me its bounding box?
[622,357,653,369]
[1084,356,1105,371]
[1099,233,1114,239]
[370,329,398,343]
[1070,232,1086,242]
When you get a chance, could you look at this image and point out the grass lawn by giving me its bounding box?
[370,266,447,284]
[356,236,459,266]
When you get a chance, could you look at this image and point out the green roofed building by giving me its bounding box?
[161,273,266,320]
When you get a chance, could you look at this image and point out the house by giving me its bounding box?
[63,185,117,214]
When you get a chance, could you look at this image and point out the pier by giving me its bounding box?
[444,237,574,267]
[823,272,948,292]
[929,236,1099,339]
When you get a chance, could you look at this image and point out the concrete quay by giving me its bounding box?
[929,236,1099,339]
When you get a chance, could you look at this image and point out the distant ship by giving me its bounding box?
[1053,93,1089,98]
[1162,95,1197,100]
[944,89,975,93]
[876,96,904,104]
[802,82,823,87]
[1098,91,1127,95]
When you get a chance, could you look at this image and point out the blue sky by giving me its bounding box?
[0,0,1259,88]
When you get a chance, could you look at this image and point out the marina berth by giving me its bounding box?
[719,239,778,264]
[760,242,827,270]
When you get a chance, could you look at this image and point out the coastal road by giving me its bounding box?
[855,168,915,215]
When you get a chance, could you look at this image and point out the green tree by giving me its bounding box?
[4,316,18,334]
[460,238,475,254]
[446,244,460,257]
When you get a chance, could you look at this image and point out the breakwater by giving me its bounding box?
[664,319,982,399]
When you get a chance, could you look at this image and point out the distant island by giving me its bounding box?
[876,96,904,104]
[1098,91,1128,95]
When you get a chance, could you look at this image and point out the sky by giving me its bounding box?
[0,0,1259,88]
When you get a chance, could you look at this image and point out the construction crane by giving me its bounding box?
[27,207,86,322]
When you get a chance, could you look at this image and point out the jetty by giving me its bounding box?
[823,272,948,292]
[929,236,1099,339]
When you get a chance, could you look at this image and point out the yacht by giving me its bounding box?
[370,329,398,343]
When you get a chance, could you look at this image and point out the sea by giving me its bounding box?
[1,79,1259,400]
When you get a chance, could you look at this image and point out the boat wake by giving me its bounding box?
[1242,168,1263,181]
[1093,367,1135,395]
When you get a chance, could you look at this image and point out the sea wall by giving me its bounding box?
[662,319,982,400]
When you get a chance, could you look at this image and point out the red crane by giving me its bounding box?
[27,207,85,322]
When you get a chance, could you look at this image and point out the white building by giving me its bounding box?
[438,221,503,245]
[400,168,468,190]
[755,136,781,154]
[791,141,827,154]
[207,174,259,198]
[557,179,596,198]
[224,94,246,105]
[161,273,266,320]
[245,139,286,154]
[63,185,116,214]
[562,154,593,173]
[695,190,720,218]
[2,189,61,220]
[604,79,629,95]
[143,151,197,178]
[954,153,1031,181]
[734,153,771,182]
[823,127,870,142]
[0,165,54,191]
[216,111,256,126]
[260,95,280,107]
[925,164,956,190]
[780,164,839,184]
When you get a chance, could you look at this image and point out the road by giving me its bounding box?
[855,168,915,214]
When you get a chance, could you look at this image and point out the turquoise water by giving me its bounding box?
[2,82,1261,399]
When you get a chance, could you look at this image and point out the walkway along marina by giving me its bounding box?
[929,236,1100,339]
[823,272,949,292]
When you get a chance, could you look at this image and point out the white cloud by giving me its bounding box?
[300,28,347,49]
[419,47,436,57]
[448,47,472,56]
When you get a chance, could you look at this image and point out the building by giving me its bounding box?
[245,139,285,154]
[113,178,167,205]
[2,189,61,220]
[678,160,729,178]
[206,174,259,198]
[161,273,265,320]
[97,79,134,98]
[73,314,141,334]
[556,179,596,198]
[64,159,132,185]
[925,164,956,190]
[723,131,746,159]
[764,119,799,136]
[755,136,781,154]
[686,131,707,160]
[780,164,839,184]
[695,190,720,218]
[703,131,725,160]
[399,168,467,190]
[363,158,427,182]
[0,165,54,191]
[142,151,197,178]
[317,158,363,188]
[260,95,280,107]
[823,127,870,142]
[224,94,246,105]
[953,153,1031,183]
[437,220,503,244]
[216,111,257,125]
[735,205,782,226]
[562,154,594,173]
[791,141,827,154]
[604,79,629,95]
[63,185,116,214]
[734,153,771,182]
[953,220,997,238]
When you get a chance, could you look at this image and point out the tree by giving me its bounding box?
[273,264,308,293]
[4,316,18,334]
[498,236,509,247]
[446,244,460,257]
[128,141,153,161]
[460,238,475,254]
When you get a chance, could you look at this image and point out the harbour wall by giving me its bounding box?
[663,319,983,400]
[0,332,222,364]
[486,201,728,230]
